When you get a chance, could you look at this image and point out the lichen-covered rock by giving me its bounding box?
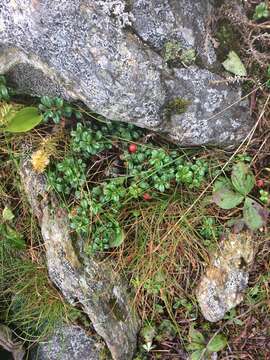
[196,231,254,322]
[0,0,252,147]
[30,325,103,360]
[20,159,139,360]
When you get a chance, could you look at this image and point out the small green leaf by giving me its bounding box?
[207,334,227,353]
[213,188,244,209]
[191,350,204,360]
[253,2,269,20]
[41,96,52,108]
[222,51,247,76]
[109,228,125,248]
[5,107,42,133]
[54,97,63,108]
[231,162,255,196]
[2,207,15,222]
[243,197,269,230]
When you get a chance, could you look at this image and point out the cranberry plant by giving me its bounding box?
[47,120,210,253]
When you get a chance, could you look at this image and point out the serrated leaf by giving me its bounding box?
[231,162,255,196]
[189,326,205,345]
[207,334,227,352]
[243,197,269,230]
[191,350,204,360]
[213,188,244,209]
[222,51,247,76]
[5,107,42,133]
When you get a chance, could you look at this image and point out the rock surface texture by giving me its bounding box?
[30,325,102,360]
[0,0,252,146]
[196,231,254,322]
[20,159,139,360]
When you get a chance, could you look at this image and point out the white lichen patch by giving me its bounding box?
[196,231,254,322]
[96,0,135,28]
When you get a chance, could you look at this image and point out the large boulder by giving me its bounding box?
[0,0,251,147]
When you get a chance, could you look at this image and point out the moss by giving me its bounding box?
[162,41,196,68]
[163,40,182,67]
[164,98,191,119]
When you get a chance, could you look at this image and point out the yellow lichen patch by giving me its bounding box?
[31,149,50,173]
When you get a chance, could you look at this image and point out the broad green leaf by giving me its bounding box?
[213,177,232,192]
[213,188,244,209]
[207,334,227,352]
[191,350,204,360]
[189,326,205,344]
[5,107,42,133]
[222,51,247,76]
[231,162,255,196]
[2,206,15,221]
[243,197,269,230]
[187,342,205,351]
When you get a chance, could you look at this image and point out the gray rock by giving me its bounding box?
[0,0,252,147]
[20,159,139,360]
[196,231,254,322]
[30,325,102,360]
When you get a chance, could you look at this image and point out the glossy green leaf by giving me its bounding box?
[222,51,247,76]
[5,107,42,133]
[41,96,52,108]
[243,197,269,230]
[207,334,227,352]
[213,187,244,209]
[231,162,255,196]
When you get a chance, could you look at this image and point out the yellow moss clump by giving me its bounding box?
[31,136,58,173]
[31,149,50,173]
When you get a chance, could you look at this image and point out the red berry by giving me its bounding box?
[256,179,264,188]
[129,144,137,153]
[143,193,152,201]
